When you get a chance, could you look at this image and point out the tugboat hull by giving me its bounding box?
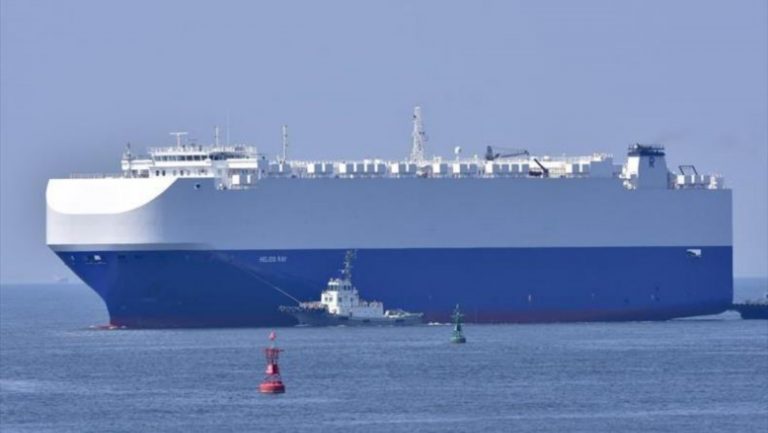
[279,306,423,326]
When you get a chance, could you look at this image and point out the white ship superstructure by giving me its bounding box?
[320,274,384,318]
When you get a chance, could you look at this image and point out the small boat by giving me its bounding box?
[279,251,423,326]
[730,297,768,320]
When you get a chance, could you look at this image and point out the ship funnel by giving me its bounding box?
[624,144,669,189]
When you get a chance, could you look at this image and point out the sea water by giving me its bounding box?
[1,280,766,433]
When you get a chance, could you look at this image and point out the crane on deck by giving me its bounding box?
[485,146,529,161]
[484,146,550,177]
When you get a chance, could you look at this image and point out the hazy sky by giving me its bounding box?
[1,0,766,282]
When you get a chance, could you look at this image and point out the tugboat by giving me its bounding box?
[730,294,768,320]
[279,251,423,326]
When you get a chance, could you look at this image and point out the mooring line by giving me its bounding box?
[226,257,302,305]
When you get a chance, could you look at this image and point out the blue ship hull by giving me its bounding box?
[57,246,733,327]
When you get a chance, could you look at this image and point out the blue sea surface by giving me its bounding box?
[1,279,766,433]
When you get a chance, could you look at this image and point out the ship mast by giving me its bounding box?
[281,125,289,163]
[169,131,188,148]
[124,142,132,178]
[409,106,426,162]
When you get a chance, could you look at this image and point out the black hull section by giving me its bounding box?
[731,304,768,320]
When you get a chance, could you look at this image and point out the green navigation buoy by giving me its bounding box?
[450,304,466,344]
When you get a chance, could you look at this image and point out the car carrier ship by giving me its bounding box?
[46,107,733,327]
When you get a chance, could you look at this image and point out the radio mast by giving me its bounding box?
[281,125,289,162]
[410,106,426,162]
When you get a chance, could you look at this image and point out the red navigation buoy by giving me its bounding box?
[259,331,286,394]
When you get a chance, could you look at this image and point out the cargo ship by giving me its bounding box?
[46,107,733,327]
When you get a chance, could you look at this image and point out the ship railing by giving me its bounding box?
[253,169,607,180]
[69,173,126,179]
[148,144,258,156]
[672,173,725,190]
[740,299,768,305]
[277,161,605,180]
[221,184,260,191]
[149,145,208,154]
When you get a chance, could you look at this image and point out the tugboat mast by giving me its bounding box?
[341,250,356,281]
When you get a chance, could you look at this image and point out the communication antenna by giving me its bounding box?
[226,111,231,146]
[124,142,133,178]
[410,106,427,162]
[281,125,289,162]
[169,131,188,147]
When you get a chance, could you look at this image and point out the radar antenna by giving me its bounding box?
[410,106,427,162]
[169,131,188,147]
